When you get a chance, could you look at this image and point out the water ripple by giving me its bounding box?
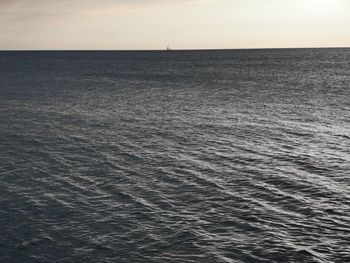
[1,49,350,262]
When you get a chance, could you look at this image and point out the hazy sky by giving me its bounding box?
[0,0,349,50]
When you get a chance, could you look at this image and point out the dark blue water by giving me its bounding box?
[0,49,349,263]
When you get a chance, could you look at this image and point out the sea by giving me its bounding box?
[0,49,349,263]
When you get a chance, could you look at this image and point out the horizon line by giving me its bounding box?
[1,46,350,52]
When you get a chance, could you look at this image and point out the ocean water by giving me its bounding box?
[0,49,349,263]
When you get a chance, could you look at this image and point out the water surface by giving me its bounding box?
[0,49,349,262]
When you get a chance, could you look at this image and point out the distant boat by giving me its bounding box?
[166,46,172,51]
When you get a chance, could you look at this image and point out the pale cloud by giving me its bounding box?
[0,0,349,50]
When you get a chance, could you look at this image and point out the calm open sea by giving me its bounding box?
[0,49,349,263]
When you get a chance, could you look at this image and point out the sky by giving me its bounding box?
[0,0,349,50]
